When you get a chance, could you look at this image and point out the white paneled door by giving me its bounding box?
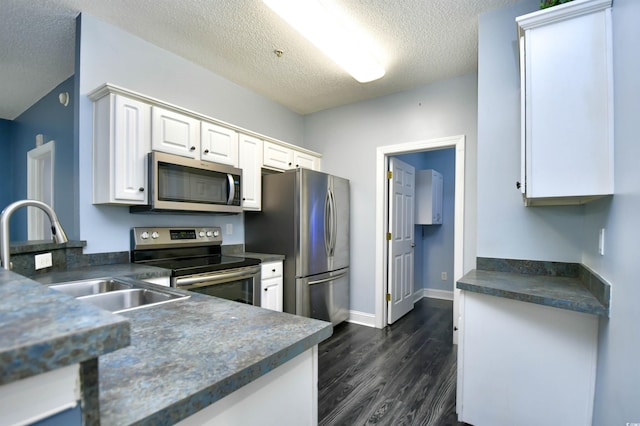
[387,157,415,324]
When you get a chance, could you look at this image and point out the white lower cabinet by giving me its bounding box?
[457,291,598,426]
[261,261,283,312]
[177,346,318,426]
[92,93,150,205]
[239,133,263,211]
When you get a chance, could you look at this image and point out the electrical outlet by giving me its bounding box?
[35,252,52,270]
[441,272,447,281]
[226,223,233,235]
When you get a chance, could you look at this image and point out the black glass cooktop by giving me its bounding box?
[141,255,260,276]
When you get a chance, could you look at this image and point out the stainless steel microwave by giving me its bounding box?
[130,151,243,214]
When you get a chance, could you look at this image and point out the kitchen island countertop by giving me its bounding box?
[4,263,331,424]
[98,290,331,425]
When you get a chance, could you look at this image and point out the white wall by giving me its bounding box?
[581,0,640,423]
[304,74,477,314]
[479,0,640,422]
[477,0,584,262]
[76,14,304,253]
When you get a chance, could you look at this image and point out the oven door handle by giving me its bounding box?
[175,266,260,288]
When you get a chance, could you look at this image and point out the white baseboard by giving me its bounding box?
[347,310,376,328]
[414,288,454,302]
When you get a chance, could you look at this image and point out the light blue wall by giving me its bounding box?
[477,0,583,263]
[7,76,75,241]
[582,0,640,423]
[304,74,477,314]
[76,14,305,253]
[397,149,455,293]
[0,119,12,211]
[479,0,640,422]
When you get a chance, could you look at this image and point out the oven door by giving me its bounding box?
[174,265,261,306]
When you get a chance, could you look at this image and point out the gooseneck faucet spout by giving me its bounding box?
[0,200,69,270]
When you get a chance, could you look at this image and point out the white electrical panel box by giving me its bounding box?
[415,169,443,225]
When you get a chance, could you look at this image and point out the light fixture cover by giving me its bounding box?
[263,0,385,83]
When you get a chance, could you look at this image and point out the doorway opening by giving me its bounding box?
[375,135,465,344]
[27,140,55,240]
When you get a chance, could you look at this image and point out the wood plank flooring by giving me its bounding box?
[318,298,466,426]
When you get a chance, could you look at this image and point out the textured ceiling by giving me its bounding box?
[1,0,523,120]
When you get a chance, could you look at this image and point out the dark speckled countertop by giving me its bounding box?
[98,293,332,425]
[457,258,610,317]
[0,269,130,385]
[4,262,331,425]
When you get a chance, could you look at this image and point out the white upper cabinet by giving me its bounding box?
[151,106,200,159]
[293,150,320,170]
[238,133,263,211]
[92,93,150,205]
[415,169,443,225]
[201,122,239,167]
[263,140,292,170]
[263,140,321,171]
[516,0,613,206]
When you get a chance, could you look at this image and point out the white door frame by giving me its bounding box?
[375,135,465,343]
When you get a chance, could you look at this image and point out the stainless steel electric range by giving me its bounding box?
[131,226,261,305]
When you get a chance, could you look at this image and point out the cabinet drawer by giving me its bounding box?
[261,261,283,279]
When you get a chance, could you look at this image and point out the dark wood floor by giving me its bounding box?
[318,298,465,426]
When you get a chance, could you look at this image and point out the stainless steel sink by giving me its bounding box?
[50,278,133,297]
[49,278,189,313]
[79,288,186,313]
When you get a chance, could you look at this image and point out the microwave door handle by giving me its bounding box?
[227,174,235,205]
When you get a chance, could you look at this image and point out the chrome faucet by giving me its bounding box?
[0,200,69,270]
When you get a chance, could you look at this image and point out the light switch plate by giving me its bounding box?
[35,252,53,270]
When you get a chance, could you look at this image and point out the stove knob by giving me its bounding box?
[151,231,159,239]
[206,231,213,237]
[140,231,149,240]
[213,230,220,237]
[199,231,205,238]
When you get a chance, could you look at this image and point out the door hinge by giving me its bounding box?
[386,293,391,302]
[387,232,392,241]
[387,170,392,179]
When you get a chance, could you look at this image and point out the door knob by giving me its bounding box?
[411,243,416,248]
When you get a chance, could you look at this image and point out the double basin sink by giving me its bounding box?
[49,278,189,313]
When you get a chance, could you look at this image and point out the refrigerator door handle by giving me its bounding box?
[324,189,332,258]
[308,270,348,285]
[330,188,338,257]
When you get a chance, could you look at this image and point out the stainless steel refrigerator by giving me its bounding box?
[245,168,350,325]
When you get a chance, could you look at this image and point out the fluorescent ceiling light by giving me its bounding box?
[263,0,385,83]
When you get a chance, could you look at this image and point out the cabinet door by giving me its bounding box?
[433,172,443,224]
[518,1,613,204]
[238,134,263,211]
[93,94,150,205]
[201,122,239,166]
[261,261,283,312]
[151,106,200,158]
[263,141,293,170]
[292,150,320,170]
[261,277,283,312]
